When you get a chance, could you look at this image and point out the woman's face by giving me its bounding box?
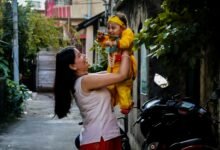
[107,22,123,36]
[69,49,89,75]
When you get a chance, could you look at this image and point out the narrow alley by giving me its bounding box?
[0,93,82,150]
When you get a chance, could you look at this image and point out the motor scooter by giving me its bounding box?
[134,73,219,150]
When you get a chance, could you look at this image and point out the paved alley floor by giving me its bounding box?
[0,93,82,150]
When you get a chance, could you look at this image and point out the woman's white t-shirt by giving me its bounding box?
[74,76,120,145]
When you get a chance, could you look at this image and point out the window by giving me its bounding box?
[29,1,41,9]
[55,0,72,5]
[140,44,148,95]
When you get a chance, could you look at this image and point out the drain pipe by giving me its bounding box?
[12,0,19,83]
[87,0,91,18]
[102,0,111,25]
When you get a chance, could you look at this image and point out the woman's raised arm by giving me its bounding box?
[82,50,130,92]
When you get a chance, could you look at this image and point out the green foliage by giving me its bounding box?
[0,2,69,120]
[0,2,71,77]
[89,40,108,72]
[0,2,13,60]
[5,79,31,117]
[0,6,3,38]
[26,12,61,56]
[134,0,219,71]
[0,56,10,77]
[88,63,107,73]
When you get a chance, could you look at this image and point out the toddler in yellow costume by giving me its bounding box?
[97,12,137,114]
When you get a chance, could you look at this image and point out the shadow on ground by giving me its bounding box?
[0,93,82,150]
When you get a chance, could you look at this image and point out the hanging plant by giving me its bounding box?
[89,40,108,73]
[134,0,219,71]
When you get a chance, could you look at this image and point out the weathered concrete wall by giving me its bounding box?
[114,0,220,149]
[200,49,220,147]
[36,51,56,92]
[113,0,220,149]
[113,0,163,149]
[114,0,162,32]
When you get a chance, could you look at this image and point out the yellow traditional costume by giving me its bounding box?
[97,16,137,114]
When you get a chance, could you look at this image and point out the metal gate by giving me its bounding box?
[36,51,56,92]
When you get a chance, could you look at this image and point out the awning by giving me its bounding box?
[76,11,105,31]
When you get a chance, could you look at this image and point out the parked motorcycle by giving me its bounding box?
[75,74,218,150]
[135,73,219,150]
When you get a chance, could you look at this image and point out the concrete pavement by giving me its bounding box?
[0,93,82,150]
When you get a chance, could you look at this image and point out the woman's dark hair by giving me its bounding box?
[54,47,78,118]
[115,12,128,27]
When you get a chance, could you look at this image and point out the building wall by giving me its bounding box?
[71,0,104,19]
[111,0,161,31]
[45,0,105,60]
[71,0,105,62]
[85,26,94,64]
[112,0,163,149]
[45,0,104,19]
[22,0,45,10]
[200,50,220,148]
[113,0,220,149]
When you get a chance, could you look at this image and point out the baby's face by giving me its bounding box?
[107,22,123,37]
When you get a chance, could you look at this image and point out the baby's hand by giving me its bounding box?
[105,40,117,47]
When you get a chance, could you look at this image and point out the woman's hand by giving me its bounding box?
[105,40,117,47]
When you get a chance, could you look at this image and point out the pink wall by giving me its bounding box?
[45,0,70,18]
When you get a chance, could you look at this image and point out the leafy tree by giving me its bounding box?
[0,1,12,78]
[133,0,220,102]
[22,8,64,78]
[134,0,220,77]
[26,12,61,56]
[0,1,68,120]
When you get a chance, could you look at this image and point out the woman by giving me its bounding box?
[54,46,130,150]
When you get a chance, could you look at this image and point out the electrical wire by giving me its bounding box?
[71,0,103,5]
[71,2,102,5]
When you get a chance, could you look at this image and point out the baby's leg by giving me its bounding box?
[107,63,120,107]
[116,79,134,114]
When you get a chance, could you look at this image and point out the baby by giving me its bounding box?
[97,12,137,114]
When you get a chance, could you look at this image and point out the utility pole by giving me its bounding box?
[12,0,19,83]
[102,0,108,25]
[87,0,91,18]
